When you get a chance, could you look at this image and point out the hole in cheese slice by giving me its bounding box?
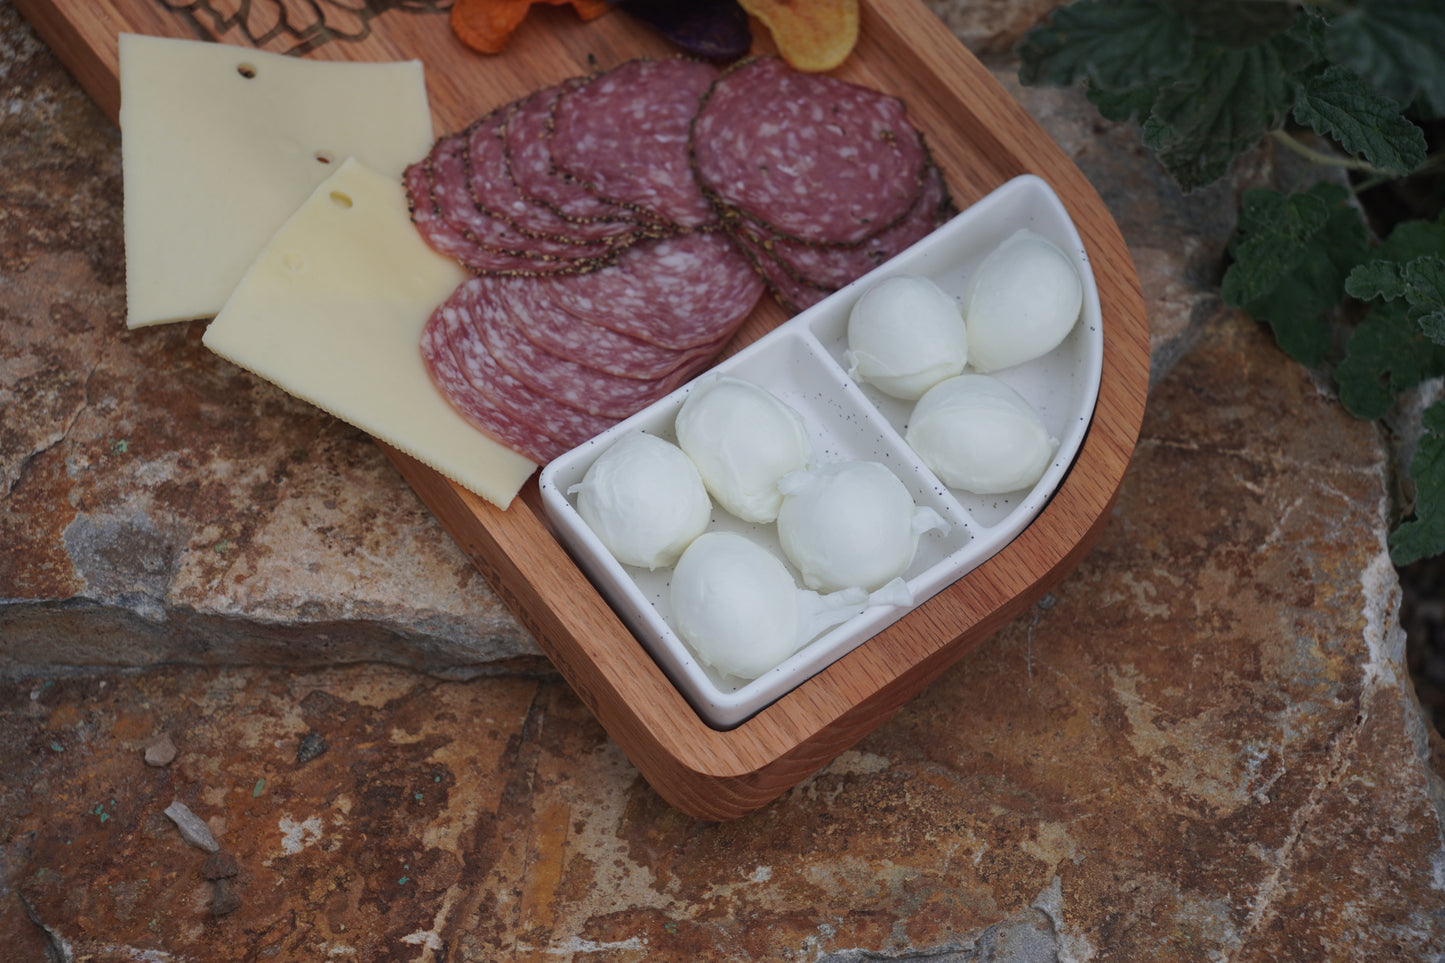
[118,33,434,329]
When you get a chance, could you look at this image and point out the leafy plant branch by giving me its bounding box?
[1019,0,1445,564]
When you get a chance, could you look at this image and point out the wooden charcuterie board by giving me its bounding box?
[16,0,1150,819]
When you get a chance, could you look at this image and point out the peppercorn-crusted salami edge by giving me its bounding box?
[405,133,621,277]
[550,57,720,231]
[690,56,930,246]
[726,225,832,314]
[430,123,622,267]
[470,100,662,249]
[506,81,657,226]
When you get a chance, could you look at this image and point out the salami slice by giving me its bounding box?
[547,231,764,349]
[499,276,719,380]
[406,133,613,277]
[550,58,720,230]
[469,101,651,248]
[691,56,929,245]
[506,83,654,226]
[478,294,706,419]
[430,124,620,272]
[726,226,832,314]
[752,160,954,290]
[420,300,567,464]
[440,279,615,451]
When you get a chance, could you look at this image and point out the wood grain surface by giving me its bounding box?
[15,0,1151,819]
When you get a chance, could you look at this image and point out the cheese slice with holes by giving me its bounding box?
[203,158,537,509]
[119,33,434,328]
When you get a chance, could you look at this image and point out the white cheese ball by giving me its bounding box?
[844,274,968,400]
[670,532,801,680]
[568,431,711,570]
[776,460,930,593]
[906,374,1057,494]
[674,376,811,523]
[963,229,1083,372]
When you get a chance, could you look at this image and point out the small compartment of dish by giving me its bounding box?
[540,328,972,728]
[806,173,1104,531]
[539,174,1103,729]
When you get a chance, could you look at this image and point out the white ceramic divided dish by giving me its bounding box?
[539,175,1104,729]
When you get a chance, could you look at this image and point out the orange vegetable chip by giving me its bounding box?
[738,0,860,72]
[452,0,611,56]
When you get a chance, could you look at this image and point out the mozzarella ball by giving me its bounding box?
[674,376,811,523]
[776,460,931,593]
[906,374,1057,494]
[670,532,802,680]
[569,431,711,570]
[844,274,968,399]
[963,229,1083,372]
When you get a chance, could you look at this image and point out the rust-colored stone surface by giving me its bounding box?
[3,1,1445,958]
[0,4,535,675]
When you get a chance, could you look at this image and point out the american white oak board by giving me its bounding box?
[17,0,1150,819]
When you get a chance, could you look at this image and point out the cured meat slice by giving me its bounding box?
[438,279,614,453]
[478,295,707,419]
[468,102,651,248]
[506,83,654,226]
[727,227,831,314]
[404,151,490,266]
[691,56,929,245]
[405,135,605,276]
[422,125,619,274]
[550,58,720,230]
[420,300,567,464]
[752,160,954,290]
[547,231,765,349]
[499,276,720,380]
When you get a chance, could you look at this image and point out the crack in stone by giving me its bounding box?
[16,887,75,963]
[3,353,102,500]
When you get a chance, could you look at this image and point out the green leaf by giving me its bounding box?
[1336,298,1445,420]
[1406,257,1445,339]
[1345,219,1445,338]
[1140,21,1321,191]
[1345,259,1409,302]
[1221,183,1369,364]
[1336,220,1445,420]
[1389,400,1445,566]
[1017,0,1195,90]
[1164,0,1299,49]
[1323,0,1445,120]
[1085,83,1158,124]
[1292,65,1427,175]
[1374,214,1445,265]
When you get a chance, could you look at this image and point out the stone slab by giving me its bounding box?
[3,0,1445,957]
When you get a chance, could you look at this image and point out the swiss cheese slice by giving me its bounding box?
[118,33,434,328]
[203,158,537,510]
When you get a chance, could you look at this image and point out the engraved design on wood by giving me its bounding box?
[157,0,449,54]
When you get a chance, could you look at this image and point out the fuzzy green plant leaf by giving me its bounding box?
[1335,219,1445,418]
[1345,216,1445,338]
[1222,182,1368,364]
[1335,298,1445,420]
[1323,0,1445,120]
[1389,399,1445,566]
[1141,20,1322,191]
[1292,65,1428,175]
[1016,0,1194,90]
